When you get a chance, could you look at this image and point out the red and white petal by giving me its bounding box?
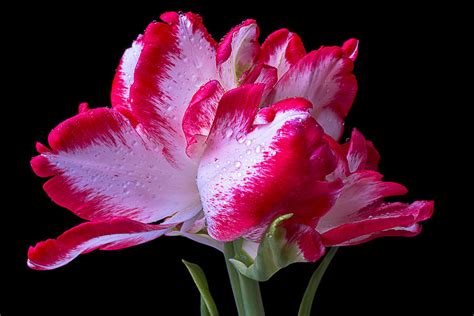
[166,213,224,252]
[217,20,260,89]
[341,38,359,61]
[346,128,368,173]
[283,222,326,262]
[316,171,408,233]
[31,108,201,224]
[111,36,144,110]
[182,80,224,157]
[266,44,357,140]
[197,85,341,241]
[316,107,345,141]
[321,200,434,246]
[342,128,381,172]
[129,12,217,166]
[242,64,278,98]
[260,28,306,79]
[27,218,172,270]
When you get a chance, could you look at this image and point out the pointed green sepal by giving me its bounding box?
[229,213,306,281]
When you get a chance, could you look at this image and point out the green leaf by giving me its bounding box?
[229,214,306,281]
[298,247,338,316]
[200,297,211,316]
[182,260,219,316]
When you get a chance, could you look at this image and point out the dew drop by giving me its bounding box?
[225,129,234,138]
[246,149,252,155]
[237,135,246,144]
[270,150,277,156]
[255,145,262,153]
[245,139,252,146]
[234,161,242,168]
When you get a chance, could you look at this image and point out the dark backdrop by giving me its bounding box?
[2,1,469,315]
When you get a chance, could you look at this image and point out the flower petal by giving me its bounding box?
[217,20,260,89]
[27,218,172,270]
[341,38,359,61]
[321,200,434,246]
[182,80,224,157]
[242,64,278,99]
[166,212,224,252]
[266,43,358,140]
[316,171,408,233]
[31,108,201,224]
[260,28,306,79]
[129,12,217,166]
[197,85,341,241]
[111,35,144,111]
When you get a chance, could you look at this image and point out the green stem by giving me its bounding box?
[224,243,245,315]
[298,247,339,316]
[224,242,265,316]
[237,269,265,316]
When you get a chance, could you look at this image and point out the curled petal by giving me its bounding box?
[111,36,144,110]
[182,80,224,157]
[266,43,358,140]
[217,20,260,89]
[130,12,217,165]
[317,171,407,233]
[341,38,359,61]
[31,108,201,224]
[242,64,278,99]
[260,28,306,78]
[321,201,434,246]
[198,85,341,241]
[27,218,172,270]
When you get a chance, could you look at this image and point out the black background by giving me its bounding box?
[2,1,470,315]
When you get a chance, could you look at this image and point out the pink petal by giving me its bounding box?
[346,128,368,173]
[31,108,201,224]
[242,64,278,98]
[317,171,408,233]
[197,85,341,241]
[266,43,358,140]
[27,218,172,270]
[283,222,326,262]
[342,128,381,172]
[321,201,434,246]
[166,213,224,252]
[341,38,359,61]
[129,12,217,166]
[111,36,144,111]
[217,20,260,89]
[260,28,306,79]
[182,80,224,157]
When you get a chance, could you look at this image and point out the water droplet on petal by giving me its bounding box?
[245,139,252,146]
[234,161,242,168]
[225,129,234,138]
[237,135,246,144]
[255,145,262,153]
[270,150,277,156]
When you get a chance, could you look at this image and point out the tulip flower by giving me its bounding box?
[28,11,433,315]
